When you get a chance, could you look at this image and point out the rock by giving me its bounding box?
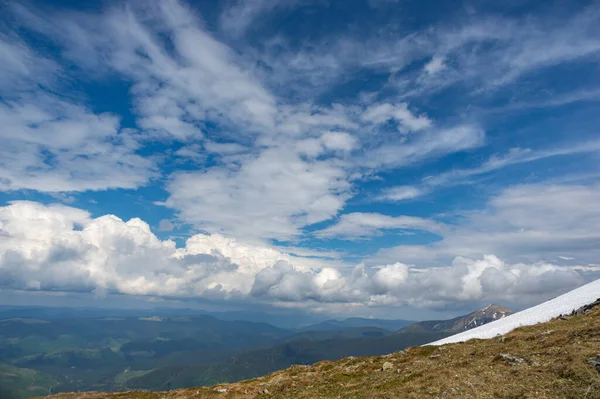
[344,365,359,373]
[500,353,526,366]
[214,388,228,393]
[259,388,270,394]
[588,354,600,373]
[571,298,600,315]
[381,361,394,371]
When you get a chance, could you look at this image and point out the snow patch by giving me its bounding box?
[429,279,600,345]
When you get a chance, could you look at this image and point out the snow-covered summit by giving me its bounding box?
[429,279,600,346]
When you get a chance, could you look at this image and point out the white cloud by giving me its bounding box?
[315,212,444,240]
[164,147,352,241]
[361,102,432,132]
[219,0,301,38]
[361,125,485,169]
[2,1,492,243]
[321,131,357,152]
[0,92,155,193]
[393,140,600,201]
[376,186,425,202]
[0,201,591,310]
[371,183,600,266]
[204,141,248,155]
[423,55,446,75]
[19,0,278,139]
[251,6,600,102]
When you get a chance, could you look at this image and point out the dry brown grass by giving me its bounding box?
[39,304,600,399]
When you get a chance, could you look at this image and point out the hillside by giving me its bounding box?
[121,330,450,391]
[115,303,512,391]
[39,296,600,399]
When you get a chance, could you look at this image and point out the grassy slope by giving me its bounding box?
[39,302,600,399]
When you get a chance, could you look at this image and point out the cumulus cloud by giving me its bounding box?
[0,201,590,310]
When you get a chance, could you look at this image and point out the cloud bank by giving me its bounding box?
[0,201,592,311]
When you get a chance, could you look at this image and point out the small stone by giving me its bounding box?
[588,356,600,373]
[500,353,526,366]
[381,361,394,371]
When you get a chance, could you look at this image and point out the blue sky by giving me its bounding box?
[0,0,599,319]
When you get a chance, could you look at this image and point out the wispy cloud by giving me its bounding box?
[376,140,600,202]
[315,212,445,240]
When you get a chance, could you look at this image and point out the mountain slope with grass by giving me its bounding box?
[39,290,600,399]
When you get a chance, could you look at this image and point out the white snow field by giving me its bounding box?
[429,278,600,346]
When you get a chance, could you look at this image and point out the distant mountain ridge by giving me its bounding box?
[300,317,415,332]
[0,304,509,397]
[399,304,512,334]
[37,284,600,399]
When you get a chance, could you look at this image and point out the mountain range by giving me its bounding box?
[31,279,600,399]
[0,303,512,398]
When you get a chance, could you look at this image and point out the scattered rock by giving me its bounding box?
[381,361,394,371]
[500,353,526,366]
[571,298,600,316]
[588,354,600,373]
